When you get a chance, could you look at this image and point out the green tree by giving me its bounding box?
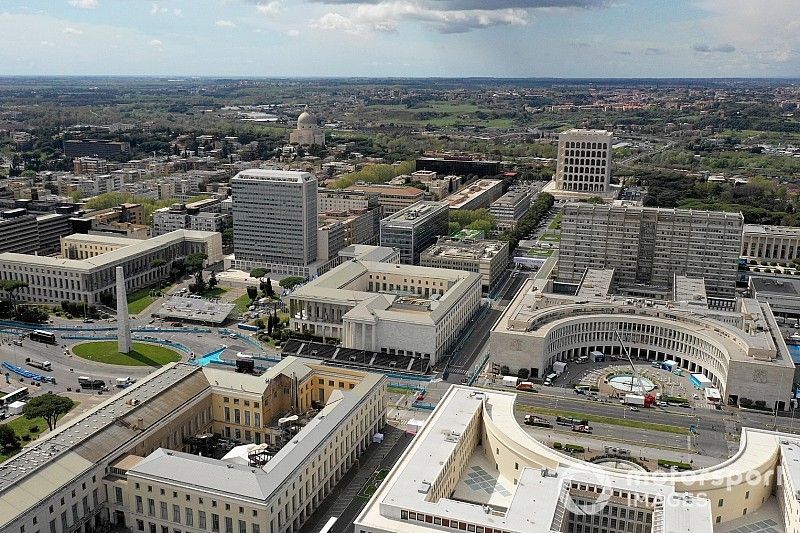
[0,424,20,454]
[185,253,208,287]
[0,279,28,312]
[246,286,258,301]
[255,318,266,330]
[208,271,218,290]
[265,277,274,298]
[279,276,305,290]
[23,394,75,431]
[250,268,268,279]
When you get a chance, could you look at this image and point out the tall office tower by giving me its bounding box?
[380,201,449,265]
[558,203,743,297]
[231,170,318,274]
[555,129,613,193]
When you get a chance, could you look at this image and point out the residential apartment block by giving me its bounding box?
[489,188,532,229]
[344,184,424,216]
[558,203,743,297]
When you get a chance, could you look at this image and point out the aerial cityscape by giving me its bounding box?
[1,2,800,533]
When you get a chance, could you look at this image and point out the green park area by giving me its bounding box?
[127,288,157,315]
[72,341,181,367]
[356,468,390,500]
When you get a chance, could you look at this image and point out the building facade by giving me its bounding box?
[444,179,504,210]
[231,170,318,274]
[380,201,449,265]
[558,203,743,297]
[344,184,424,216]
[555,129,613,193]
[289,108,325,147]
[489,188,532,230]
[286,260,482,364]
[741,224,800,263]
[0,230,222,305]
[1,359,387,533]
[420,236,509,293]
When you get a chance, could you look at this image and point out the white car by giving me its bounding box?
[629,406,640,412]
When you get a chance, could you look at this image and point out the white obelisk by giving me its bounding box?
[116,266,132,354]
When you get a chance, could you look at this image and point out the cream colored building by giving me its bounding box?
[355,385,800,533]
[555,129,613,193]
[444,179,504,210]
[490,265,795,410]
[345,184,425,216]
[420,236,509,293]
[1,358,386,533]
[0,230,222,305]
[289,108,325,147]
[286,259,482,363]
[741,224,800,262]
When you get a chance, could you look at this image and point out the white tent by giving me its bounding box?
[406,418,425,435]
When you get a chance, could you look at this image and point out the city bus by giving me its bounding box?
[29,330,57,345]
[0,386,29,407]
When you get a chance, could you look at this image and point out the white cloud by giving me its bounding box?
[311,1,529,35]
[216,19,237,27]
[40,40,55,46]
[68,0,98,8]
[63,27,83,35]
[287,29,300,37]
[150,3,168,15]
[149,38,163,47]
[173,9,182,16]
[256,1,282,16]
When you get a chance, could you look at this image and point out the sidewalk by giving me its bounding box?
[302,424,411,533]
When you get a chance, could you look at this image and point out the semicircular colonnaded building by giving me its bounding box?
[489,267,796,411]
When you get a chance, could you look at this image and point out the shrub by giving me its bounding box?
[739,397,753,408]
[500,365,510,376]
[754,400,768,410]
[564,444,585,453]
[658,459,691,470]
[517,368,530,380]
[28,425,38,433]
[21,435,31,441]
[553,442,562,449]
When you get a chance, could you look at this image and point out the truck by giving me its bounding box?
[572,424,592,434]
[502,376,519,388]
[556,416,589,427]
[78,376,107,390]
[552,361,567,376]
[622,394,646,407]
[524,415,552,428]
[115,377,136,388]
[589,350,605,362]
[26,360,52,372]
[516,381,536,392]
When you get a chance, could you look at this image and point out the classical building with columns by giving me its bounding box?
[285,260,482,364]
[741,224,800,263]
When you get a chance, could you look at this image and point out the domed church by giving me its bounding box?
[289,106,325,147]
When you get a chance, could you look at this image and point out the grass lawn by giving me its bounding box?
[356,468,390,500]
[72,341,181,367]
[127,289,156,315]
[527,249,553,258]
[539,233,561,242]
[233,293,253,314]
[549,212,563,230]
[202,287,228,299]
[518,405,689,435]
[0,403,78,462]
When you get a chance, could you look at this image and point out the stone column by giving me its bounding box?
[116,266,132,354]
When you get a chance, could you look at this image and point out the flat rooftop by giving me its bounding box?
[750,276,800,296]
[744,224,800,237]
[421,237,507,262]
[232,169,315,184]
[445,179,503,209]
[381,201,446,225]
[153,295,235,324]
[345,184,424,197]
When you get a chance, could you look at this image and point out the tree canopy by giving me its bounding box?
[23,394,75,431]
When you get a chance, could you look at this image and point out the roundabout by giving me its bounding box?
[71,341,182,367]
[607,373,656,394]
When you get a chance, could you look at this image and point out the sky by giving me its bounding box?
[0,0,798,77]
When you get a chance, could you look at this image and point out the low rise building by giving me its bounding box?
[741,224,800,263]
[0,359,386,533]
[345,184,424,216]
[285,260,482,364]
[444,179,504,210]
[420,236,509,293]
[489,188,532,229]
[0,230,222,305]
[490,265,795,410]
[380,201,449,265]
[356,385,800,533]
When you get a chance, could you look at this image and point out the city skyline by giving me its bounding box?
[0,0,798,78]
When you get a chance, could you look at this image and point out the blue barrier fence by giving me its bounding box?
[2,361,56,383]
